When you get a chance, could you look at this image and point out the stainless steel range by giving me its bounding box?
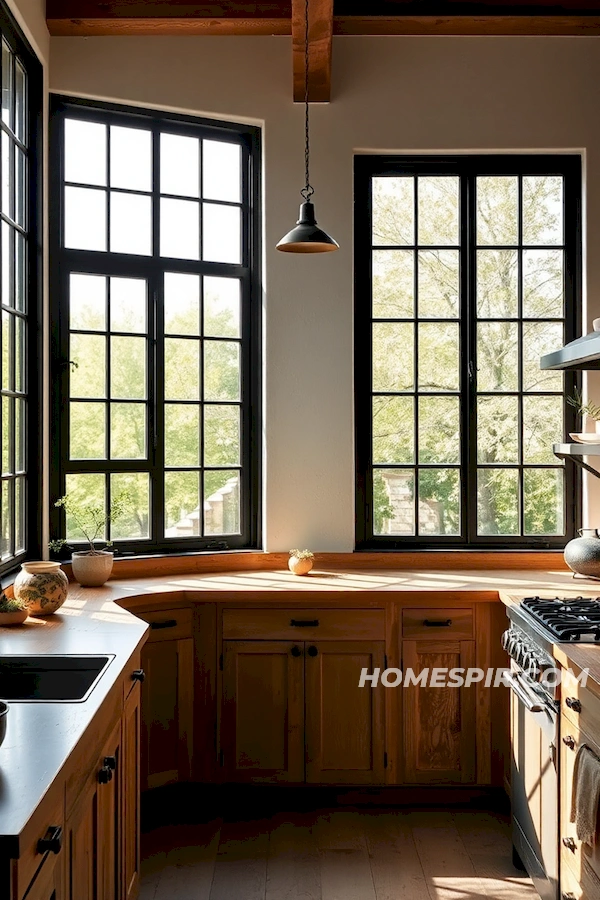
[502,596,600,900]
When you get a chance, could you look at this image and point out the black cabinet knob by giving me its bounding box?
[565,697,582,713]
[563,735,576,749]
[307,645,318,657]
[562,837,577,852]
[132,669,145,682]
[37,825,63,855]
[290,646,302,657]
[98,765,113,784]
[104,756,117,770]
[563,893,577,900]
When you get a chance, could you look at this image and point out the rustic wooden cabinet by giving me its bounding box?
[21,851,63,900]
[121,683,141,900]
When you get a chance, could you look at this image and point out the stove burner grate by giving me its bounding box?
[521,596,600,642]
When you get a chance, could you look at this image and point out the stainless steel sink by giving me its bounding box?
[0,655,114,702]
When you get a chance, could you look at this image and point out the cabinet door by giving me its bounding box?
[403,639,476,784]
[22,852,63,900]
[97,724,120,900]
[305,641,386,784]
[122,682,141,900]
[66,779,97,900]
[221,641,304,782]
[141,637,194,790]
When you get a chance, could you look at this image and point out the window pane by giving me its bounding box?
[203,139,241,203]
[70,274,106,331]
[110,126,151,192]
[15,475,24,553]
[477,176,518,245]
[524,469,564,535]
[110,472,150,540]
[15,232,25,312]
[110,336,146,399]
[522,321,563,392]
[65,119,106,186]
[2,132,11,219]
[1,41,12,130]
[160,197,199,260]
[165,272,200,336]
[204,470,240,535]
[523,249,564,319]
[110,402,146,459]
[418,323,459,392]
[203,203,241,264]
[1,310,10,389]
[14,60,25,143]
[477,396,519,464]
[14,315,23,393]
[1,396,9,473]
[165,338,200,400]
[161,133,200,198]
[477,322,518,392]
[70,401,106,459]
[2,222,11,307]
[418,250,459,318]
[70,334,106,398]
[372,323,413,392]
[372,250,413,319]
[204,405,240,466]
[523,175,563,246]
[204,277,241,337]
[476,250,518,318]
[477,469,519,535]
[165,403,199,466]
[372,177,413,246]
[1,479,11,558]
[373,468,414,535]
[65,473,106,542]
[418,396,460,464]
[15,146,25,228]
[204,341,240,401]
[372,396,414,464]
[165,470,200,537]
[65,186,107,252]
[418,469,460,536]
[110,192,152,256]
[418,177,459,246]
[14,397,23,471]
[110,277,146,334]
[523,395,564,464]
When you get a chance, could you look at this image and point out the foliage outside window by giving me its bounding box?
[50,97,261,554]
[355,156,580,549]
[0,5,41,576]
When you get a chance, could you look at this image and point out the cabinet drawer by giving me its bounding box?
[222,609,385,641]
[562,668,600,735]
[136,607,192,642]
[402,608,473,639]
[560,715,600,886]
[15,782,64,900]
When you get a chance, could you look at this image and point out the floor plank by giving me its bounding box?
[409,810,490,900]
[315,810,376,900]
[266,812,321,900]
[362,811,431,900]
[209,818,270,900]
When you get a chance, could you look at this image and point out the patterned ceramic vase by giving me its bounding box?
[13,561,69,616]
[563,528,600,578]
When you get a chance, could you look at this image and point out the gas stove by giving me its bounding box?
[521,595,600,642]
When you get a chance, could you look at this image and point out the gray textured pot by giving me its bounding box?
[564,528,600,577]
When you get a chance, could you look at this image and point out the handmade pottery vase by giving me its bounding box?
[71,550,114,587]
[288,555,314,576]
[0,609,28,626]
[13,561,68,615]
[563,528,600,578]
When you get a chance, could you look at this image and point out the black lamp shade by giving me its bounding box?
[276,201,339,253]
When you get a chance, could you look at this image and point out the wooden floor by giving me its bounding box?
[140,808,537,900]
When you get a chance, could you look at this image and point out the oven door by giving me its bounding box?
[509,667,558,900]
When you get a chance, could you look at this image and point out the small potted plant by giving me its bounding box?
[288,549,315,576]
[49,491,130,587]
[567,387,600,441]
[0,593,28,626]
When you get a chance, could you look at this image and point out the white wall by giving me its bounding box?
[50,34,600,550]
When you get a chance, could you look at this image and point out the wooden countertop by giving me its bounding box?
[0,592,148,851]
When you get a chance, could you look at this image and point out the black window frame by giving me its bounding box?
[355,154,581,551]
[49,95,262,556]
[0,3,42,580]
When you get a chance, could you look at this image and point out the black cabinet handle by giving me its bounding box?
[104,756,117,770]
[150,619,177,630]
[98,765,113,784]
[562,837,577,852]
[307,645,318,657]
[563,735,577,749]
[565,697,582,713]
[290,646,302,657]
[423,619,452,627]
[37,825,63,855]
[132,669,145,682]
[290,619,319,627]
[563,893,577,900]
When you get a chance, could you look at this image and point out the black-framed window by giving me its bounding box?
[0,4,41,577]
[50,96,261,554]
[355,155,581,550]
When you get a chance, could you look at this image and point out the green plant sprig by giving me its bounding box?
[49,491,131,555]
[567,387,600,422]
[289,549,314,560]
[0,593,25,613]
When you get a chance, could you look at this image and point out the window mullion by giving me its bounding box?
[464,167,477,545]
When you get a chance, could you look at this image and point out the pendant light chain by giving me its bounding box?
[300,0,314,202]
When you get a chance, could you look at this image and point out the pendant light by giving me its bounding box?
[276,0,339,253]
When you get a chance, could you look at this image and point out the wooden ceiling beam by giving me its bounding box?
[291,0,333,102]
[334,14,600,34]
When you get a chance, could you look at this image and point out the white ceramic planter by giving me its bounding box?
[288,556,314,576]
[71,551,114,587]
[13,561,68,615]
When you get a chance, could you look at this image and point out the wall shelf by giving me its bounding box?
[553,443,600,480]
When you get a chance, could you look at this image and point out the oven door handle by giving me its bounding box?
[507,672,546,713]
